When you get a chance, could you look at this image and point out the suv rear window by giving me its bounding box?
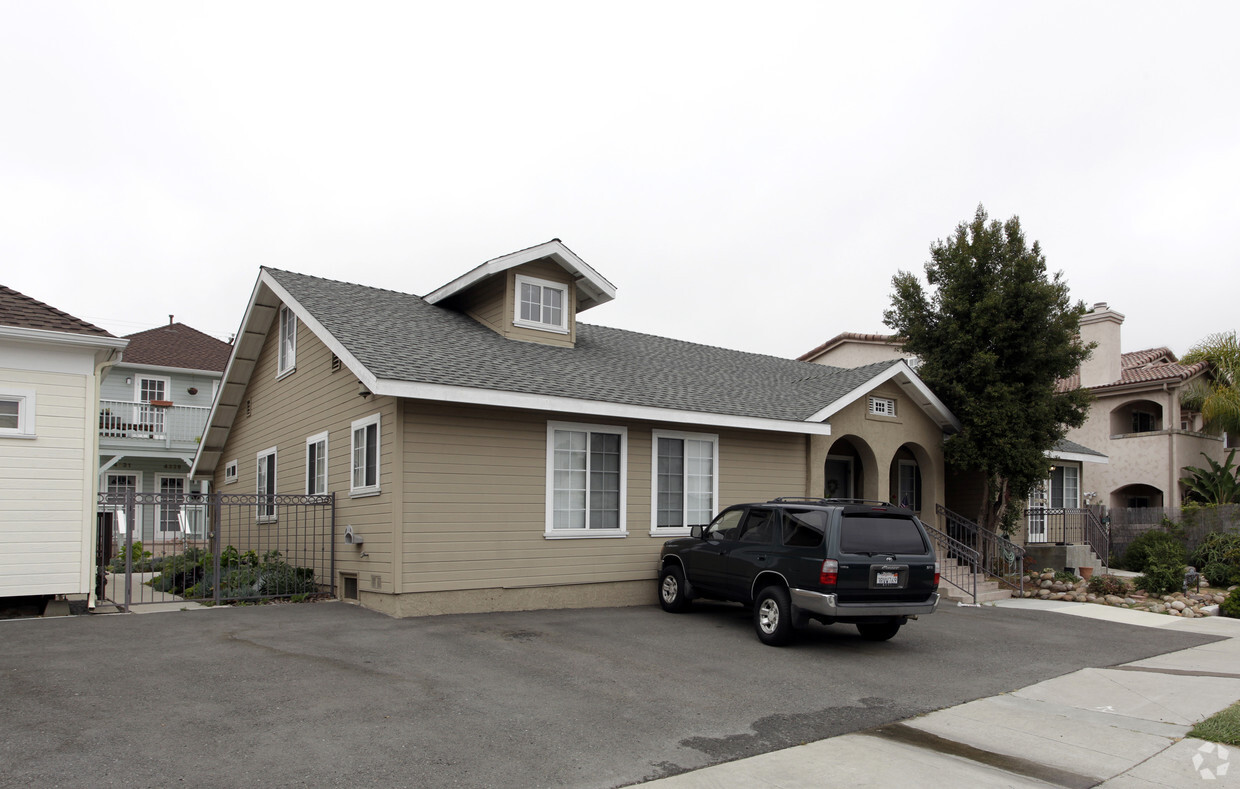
[782,509,826,547]
[839,515,927,554]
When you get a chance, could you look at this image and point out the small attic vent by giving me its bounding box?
[331,353,341,373]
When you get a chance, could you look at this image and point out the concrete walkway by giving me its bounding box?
[639,599,1240,788]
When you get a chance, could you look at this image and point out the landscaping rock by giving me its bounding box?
[1171,600,1187,611]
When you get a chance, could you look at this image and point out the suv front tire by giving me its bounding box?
[658,565,691,613]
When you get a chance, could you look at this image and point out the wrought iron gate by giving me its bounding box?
[97,492,335,611]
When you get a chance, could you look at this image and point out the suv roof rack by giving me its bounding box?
[767,497,896,507]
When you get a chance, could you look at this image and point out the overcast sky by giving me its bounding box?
[3,2,1236,361]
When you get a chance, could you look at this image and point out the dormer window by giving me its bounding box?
[514,274,568,333]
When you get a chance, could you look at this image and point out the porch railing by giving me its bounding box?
[935,504,1026,595]
[921,519,979,604]
[1024,507,1109,569]
[99,399,210,447]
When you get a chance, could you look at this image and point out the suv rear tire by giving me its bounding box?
[658,565,691,613]
[856,621,901,641]
[753,586,794,646]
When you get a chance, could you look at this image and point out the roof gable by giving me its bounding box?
[422,239,616,314]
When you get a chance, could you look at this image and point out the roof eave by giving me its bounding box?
[805,360,962,432]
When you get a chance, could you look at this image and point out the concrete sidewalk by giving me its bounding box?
[639,599,1240,788]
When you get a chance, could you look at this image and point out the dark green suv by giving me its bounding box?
[657,498,940,645]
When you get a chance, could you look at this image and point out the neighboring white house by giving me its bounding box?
[1,285,127,600]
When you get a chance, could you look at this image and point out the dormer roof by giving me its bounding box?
[423,239,616,314]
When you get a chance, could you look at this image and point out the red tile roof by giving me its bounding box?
[0,285,115,337]
[122,323,232,372]
[1058,347,1209,392]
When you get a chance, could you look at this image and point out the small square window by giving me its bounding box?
[0,390,35,438]
[514,274,569,333]
[869,396,897,417]
[224,460,239,485]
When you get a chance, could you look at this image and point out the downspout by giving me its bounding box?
[1165,381,1178,509]
[88,348,123,611]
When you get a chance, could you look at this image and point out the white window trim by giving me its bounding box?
[514,273,569,334]
[223,459,239,485]
[277,305,297,378]
[156,474,186,535]
[869,396,897,417]
[350,413,381,497]
[650,429,719,536]
[257,446,278,523]
[545,420,628,539]
[306,430,329,495]
[0,389,36,439]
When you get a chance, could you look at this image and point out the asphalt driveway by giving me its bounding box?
[0,600,1220,788]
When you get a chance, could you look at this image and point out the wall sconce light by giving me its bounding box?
[125,377,132,385]
[358,380,371,398]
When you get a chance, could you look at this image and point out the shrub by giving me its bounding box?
[146,545,317,601]
[1053,570,1080,584]
[1222,592,1240,619]
[1135,541,1188,595]
[109,540,154,573]
[1087,574,1131,596]
[1122,529,1185,573]
[1192,531,1240,575]
[1203,561,1238,587]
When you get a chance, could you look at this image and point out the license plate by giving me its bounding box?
[876,571,900,586]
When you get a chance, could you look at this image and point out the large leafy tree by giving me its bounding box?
[884,205,1093,534]
[1181,330,1240,438]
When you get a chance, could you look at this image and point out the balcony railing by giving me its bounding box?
[99,400,210,447]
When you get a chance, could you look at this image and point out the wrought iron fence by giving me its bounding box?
[97,491,334,610]
[1023,507,1109,569]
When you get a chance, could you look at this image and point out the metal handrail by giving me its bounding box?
[921,519,979,604]
[936,504,1026,595]
[1024,507,1110,570]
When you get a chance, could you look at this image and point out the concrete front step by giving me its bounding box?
[939,580,1016,604]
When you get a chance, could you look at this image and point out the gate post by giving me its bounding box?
[211,493,222,606]
[123,492,136,613]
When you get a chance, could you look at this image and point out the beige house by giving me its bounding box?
[1,285,127,600]
[191,240,959,617]
[1063,303,1226,512]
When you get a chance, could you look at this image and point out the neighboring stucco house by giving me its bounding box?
[98,321,231,548]
[191,240,960,616]
[0,285,127,600]
[1062,302,1227,512]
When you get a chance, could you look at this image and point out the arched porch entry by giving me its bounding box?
[822,436,878,501]
[888,442,937,518]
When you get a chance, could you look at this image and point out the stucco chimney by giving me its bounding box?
[1077,302,1124,388]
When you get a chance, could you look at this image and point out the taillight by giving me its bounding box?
[934,561,941,587]
[820,559,838,587]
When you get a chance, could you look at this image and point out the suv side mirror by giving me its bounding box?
[691,525,705,539]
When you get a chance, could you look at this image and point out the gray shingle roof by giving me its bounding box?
[1053,437,1106,458]
[267,268,901,422]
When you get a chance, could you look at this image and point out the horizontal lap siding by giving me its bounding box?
[211,313,395,591]
[0,368,91,596]
[400,404,806,593]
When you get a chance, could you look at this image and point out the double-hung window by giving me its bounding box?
[278,305,297,376]
[306,431,328,495]
[257,447,277,522]
[514,274,568,333]
[546,421,626,537]
[0,389,34,438]
[350,414,380,496]
[652,430,718,535]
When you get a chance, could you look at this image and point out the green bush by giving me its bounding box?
[1121,529,1185,573]
[1192,531,1240,578]
[146,545,317,601]
[1203,561,1238,587]
[1135,540,1188,595]
[1222,592,1240,619]
[109,540,154,573]
[1087,574,1131,596]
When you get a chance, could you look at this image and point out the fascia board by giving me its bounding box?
[1048,449,1109,464]
[114,361,224,378]
[191,270,381,478]
[423,240,616,309]
[806,360,962,432]
[0,324,128,351]
[371,377,833,436]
